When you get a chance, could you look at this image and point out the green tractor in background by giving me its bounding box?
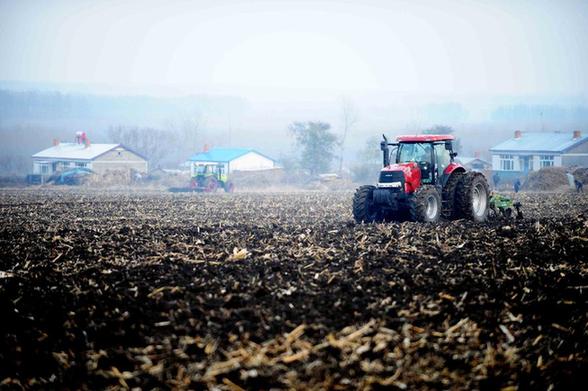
[190,163,234,192]
[169,163,234,193]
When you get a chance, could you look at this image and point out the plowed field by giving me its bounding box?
[1,190,587,389]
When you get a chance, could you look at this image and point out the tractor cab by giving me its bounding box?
[194,164,215,176]
[381,135,458,189]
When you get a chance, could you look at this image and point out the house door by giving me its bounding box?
[520,156,531,172]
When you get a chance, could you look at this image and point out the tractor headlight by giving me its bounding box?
[378,181,402,188]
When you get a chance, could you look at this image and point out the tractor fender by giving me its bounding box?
[440,164,466,188]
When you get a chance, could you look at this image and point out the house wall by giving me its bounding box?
[33,160,51,175]
[466,163,490,171]
[532,155,540,171]
[492,153,523,171]
[554,155,563,166]
[562,141,588,167]
[32,159,91,174]
[229,152,275,172]
[562,155,588,166]
[513,155,521,171]
[491,155,500,171]
[492,152,566,172]
[91,148,148,175]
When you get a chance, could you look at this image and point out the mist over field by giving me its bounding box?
[1,0,587,174]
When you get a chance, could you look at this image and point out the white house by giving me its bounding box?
[187,148,277,177]
[490,130,588,179]
[32,134,148,177]
[456,156,491,172]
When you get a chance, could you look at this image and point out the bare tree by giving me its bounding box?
[108,126,178,169]
[164,109,206,163]
[422,124,462,153]
[338,98,358,173]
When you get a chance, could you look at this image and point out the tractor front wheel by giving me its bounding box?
[408,185,441,222]
[353,185,382,223]
[205,177,219,193]
[224,182,235,193]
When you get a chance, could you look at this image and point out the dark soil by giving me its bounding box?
[1,189,587,390]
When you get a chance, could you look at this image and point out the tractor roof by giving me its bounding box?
[396,134,455,142]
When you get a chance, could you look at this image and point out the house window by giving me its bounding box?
[540,155,554,168]
[500,154,514,171]
[75,162,87,168]
[41,165,49,174]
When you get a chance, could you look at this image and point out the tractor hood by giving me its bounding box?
[379,162,422,193]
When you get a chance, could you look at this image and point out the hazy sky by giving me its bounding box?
[1,0,587,97]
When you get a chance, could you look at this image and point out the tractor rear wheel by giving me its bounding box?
[442,171,464,219]
[455,172,489,222]
[409,185,441,222]
[353,185,382,223]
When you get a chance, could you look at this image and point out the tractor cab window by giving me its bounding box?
[398,143,433,183]
[398,143,432,164]
[434,144,452,178]
[196,165,214,175]
[195,165,207,174]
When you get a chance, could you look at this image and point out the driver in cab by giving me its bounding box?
[413,144,433,182]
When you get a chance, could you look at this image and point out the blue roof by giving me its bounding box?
[490,132,588,153]
[188,148,274,162]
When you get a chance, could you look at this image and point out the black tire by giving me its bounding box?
[205,177,219,192]
[353,185,383,223]
[224,182,235,193]
[408,185,441,222]
[441,171,464,219]
[455,172,490,222]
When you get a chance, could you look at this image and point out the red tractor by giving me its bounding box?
[353,134,489,223]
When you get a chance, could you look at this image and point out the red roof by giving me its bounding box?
[396,134,455,142]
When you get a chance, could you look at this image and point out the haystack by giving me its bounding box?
[523,166,569,191]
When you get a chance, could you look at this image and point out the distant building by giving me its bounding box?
[32,133,148,177]
[490,130,588,178]
[188,148,277,176]
[456,156,491,171]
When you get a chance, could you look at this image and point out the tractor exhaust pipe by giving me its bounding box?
[381,134,390,167]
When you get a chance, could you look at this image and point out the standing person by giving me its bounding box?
[514,178,521,193]
[493,172,500,189]
[575,178,584,193]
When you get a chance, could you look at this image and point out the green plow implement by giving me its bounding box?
[488,194,523,219]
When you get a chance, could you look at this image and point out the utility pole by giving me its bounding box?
[227,113,232,147]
